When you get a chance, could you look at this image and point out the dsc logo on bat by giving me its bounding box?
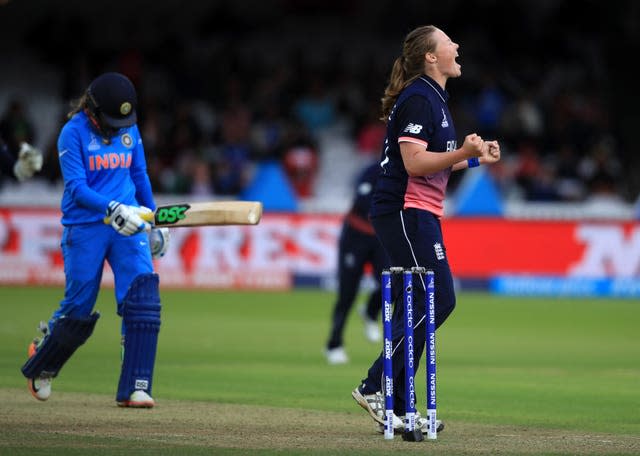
[155,204,190,224]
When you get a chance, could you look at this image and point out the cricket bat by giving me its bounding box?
[105,201,263,227]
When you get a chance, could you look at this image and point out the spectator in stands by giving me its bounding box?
[554,143,586,201]
[281,126,319,198]
[355,101,387,157]
[293,75,337,136]
[189,160,214,197]
[211,98,254,195]
[0,2,634,203]
[513,140,545,200]
[473,73,507,138]
[0,98,36,154]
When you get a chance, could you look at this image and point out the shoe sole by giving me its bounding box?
[117,400,155,408]
[351,388,385,425]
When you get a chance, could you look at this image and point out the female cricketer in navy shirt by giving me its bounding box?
[21,72,170,408]
[352,25,501,434]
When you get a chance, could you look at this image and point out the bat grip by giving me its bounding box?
[103,210,155,225]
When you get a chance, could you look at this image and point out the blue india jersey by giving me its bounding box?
[57,111,155,226]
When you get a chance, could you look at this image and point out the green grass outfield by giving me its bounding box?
[0,286,639,455]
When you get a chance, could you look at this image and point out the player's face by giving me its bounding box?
[431,29,461,79]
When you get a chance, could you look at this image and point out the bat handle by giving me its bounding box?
[103,210,155,225]
[141,211,155,223]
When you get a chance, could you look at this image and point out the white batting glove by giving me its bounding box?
[106,201,152,236]
[13,142,43,181]
[149,227,170,258]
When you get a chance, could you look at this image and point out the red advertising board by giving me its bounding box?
[443,218,640,278]
[1,208,639,289]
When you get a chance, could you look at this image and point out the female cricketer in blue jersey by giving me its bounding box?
[21,72,170,408]
[352,25,501,434]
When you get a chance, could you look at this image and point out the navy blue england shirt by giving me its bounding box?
[370,75,457,218]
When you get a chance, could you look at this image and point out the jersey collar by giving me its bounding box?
[418,75,449,104]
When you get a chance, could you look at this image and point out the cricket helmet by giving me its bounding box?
[86,72,137,131]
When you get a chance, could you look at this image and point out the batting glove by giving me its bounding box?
[13,142,43,181]
[149,227,170,258]
[106,201,152,236]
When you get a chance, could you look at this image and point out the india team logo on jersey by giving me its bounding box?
[121,133,133,148]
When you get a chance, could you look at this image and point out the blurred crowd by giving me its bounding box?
[0,0,636,204]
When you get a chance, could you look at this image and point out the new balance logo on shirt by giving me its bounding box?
[403,123,423,134]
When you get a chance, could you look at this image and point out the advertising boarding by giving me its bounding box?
[1,208,639,296]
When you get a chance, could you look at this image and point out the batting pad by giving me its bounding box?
[21,312,100,379]
[116,273,161,401]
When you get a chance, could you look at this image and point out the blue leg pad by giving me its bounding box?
[21,312,100,379]
[116,273,161,401]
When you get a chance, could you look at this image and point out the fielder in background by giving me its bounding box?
[352,25,501,435]
[325,160,389,365]
[20,72,170,408]
[0,137,43,181]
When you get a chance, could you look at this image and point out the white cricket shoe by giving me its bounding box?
[117,390,155,408]
[325,346,349,365]
[28,376,52,401]
[358,306,381,343]
[363,319,381,343]
[416,413,445,434]
[352,387,403,427]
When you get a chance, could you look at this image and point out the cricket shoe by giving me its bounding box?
[28,376,52,401]
[352,387,402,428]
[117,390,155,408]
[325,346,349,365]
[27,322,52,401]
[376,412,445,435]
[358,306,381,343]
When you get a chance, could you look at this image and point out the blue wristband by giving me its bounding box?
[467,157,480,168]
